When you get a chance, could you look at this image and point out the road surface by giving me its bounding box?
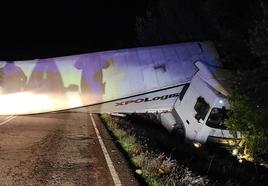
[0,113,139,186]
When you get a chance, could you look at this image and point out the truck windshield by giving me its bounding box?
[206,107,229,129]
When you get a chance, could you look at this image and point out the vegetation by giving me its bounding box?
[225,69,268,161]
[101,114,209,186]
[135,0,268,162]
[102,114,268,185]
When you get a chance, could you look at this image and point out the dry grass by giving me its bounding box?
[101,113,268,185]
[101,114,209,186]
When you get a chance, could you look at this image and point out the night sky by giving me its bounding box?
[0,1,149,60]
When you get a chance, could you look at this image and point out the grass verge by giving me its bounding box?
[101,114,208,186]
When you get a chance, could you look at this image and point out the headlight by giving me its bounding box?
[193,141,202,148]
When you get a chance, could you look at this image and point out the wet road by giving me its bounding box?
[0,113,139,186]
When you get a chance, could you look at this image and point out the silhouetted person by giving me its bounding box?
[0,61,27,94]
[27,58,68,109]
[75,54,111,104]
[28,58,65,93]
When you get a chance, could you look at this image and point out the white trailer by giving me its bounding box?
[0,41,235,146]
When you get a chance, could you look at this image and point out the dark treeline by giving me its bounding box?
[135,0,268,161]
[136,0,267,69]
[136,0,268,108]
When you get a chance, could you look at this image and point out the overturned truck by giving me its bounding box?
[0,41,236,146]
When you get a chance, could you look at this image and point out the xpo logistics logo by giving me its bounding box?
[115,93,180,106]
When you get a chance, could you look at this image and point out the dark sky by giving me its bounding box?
[0,1,149,60]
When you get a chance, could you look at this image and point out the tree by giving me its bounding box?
[226,92,268,161]
[248,1,268,64]
[135,0,268,161]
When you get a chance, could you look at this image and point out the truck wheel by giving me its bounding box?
[172,127,185,142]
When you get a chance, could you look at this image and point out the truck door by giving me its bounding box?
[174,81,211,141]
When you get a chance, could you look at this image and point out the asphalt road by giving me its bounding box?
[0,113,139,186]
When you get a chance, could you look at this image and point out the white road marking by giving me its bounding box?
[3,115,14,120]
[0,116,17,126]
[90,114,122,186]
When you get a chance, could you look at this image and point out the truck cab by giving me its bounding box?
[174,61,235,145]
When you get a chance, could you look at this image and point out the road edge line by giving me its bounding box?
[0,116,16,126]
[90,114,122,186]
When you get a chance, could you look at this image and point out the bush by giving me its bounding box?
[226,92,268,161]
